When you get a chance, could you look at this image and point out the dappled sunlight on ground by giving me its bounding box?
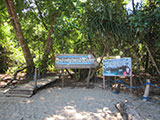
[45,105,122,120]
[0,87,160,120]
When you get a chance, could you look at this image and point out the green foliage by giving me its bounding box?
[0,45,9,73]
[128,1,160,73]
[0,0,159,75]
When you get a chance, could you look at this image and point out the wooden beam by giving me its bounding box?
[87,68,91,88]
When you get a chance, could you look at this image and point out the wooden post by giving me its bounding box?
[114,76,117,89]
[143,79,150,102]
[61,69,64,88]
[103,76,105,89]
[130,76,132,94]
[107,78,112,90]
[34,68,38,88]
[59,69,61,79]
[115,82,121,94]
[38,67,40,79]
[87,68,91,88]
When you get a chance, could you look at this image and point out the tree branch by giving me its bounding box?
[145,44,160,76]
[34,0,48,30]
[3,66,27,88]
[89,43,107,80]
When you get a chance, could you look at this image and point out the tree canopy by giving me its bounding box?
[0,0,160,77]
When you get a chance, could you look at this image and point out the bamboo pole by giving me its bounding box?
[146,45,160,76]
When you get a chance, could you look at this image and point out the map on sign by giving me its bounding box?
[55,54,97,69]
[103,58,132,76]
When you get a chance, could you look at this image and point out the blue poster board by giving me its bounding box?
[103,58,132,76]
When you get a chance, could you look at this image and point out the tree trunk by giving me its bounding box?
[40,27,54,74]
[132,0,136,14]
[0,45,9,73]
[40,12,58,74]
[146,45,160,76]
[145,51,149,72]
[4,0,34,77]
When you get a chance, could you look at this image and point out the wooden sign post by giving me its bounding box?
[34,68,38,89]
[55,54,98,87]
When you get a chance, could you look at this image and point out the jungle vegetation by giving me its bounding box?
[0,0,160,79]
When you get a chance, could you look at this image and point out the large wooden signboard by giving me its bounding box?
[55,54,98,88]
[55,54,98,69]
[103,58,132,76]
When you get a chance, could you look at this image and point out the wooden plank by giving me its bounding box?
[10,88,34,91]
[5,94,32,98]
[13,76,59,90]
[8,90,33,95]
[6,75,59,97]
[36,76,59,88]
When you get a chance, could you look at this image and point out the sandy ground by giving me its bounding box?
[0,86,160,120]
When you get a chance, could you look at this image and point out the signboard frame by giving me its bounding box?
[103,58,132,76]
[55,54,98,87]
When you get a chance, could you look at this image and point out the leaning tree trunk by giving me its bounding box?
[40,11,58,74]
[40,27,54,74]
[4,0,34,77]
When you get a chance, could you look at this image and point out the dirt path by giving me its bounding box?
[0,86,160,120]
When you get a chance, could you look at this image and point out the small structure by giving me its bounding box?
[55,54,98,87]
[102,57,132,93]
[6,72,59,98]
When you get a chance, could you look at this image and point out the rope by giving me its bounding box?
[150,83,160,89]
[140,97,158,103]
[110,79,160,89]
[141,97,153,102]
[109,79,160,103]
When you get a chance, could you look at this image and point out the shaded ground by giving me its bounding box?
[0,78,160,120]
[0,74,160,120]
